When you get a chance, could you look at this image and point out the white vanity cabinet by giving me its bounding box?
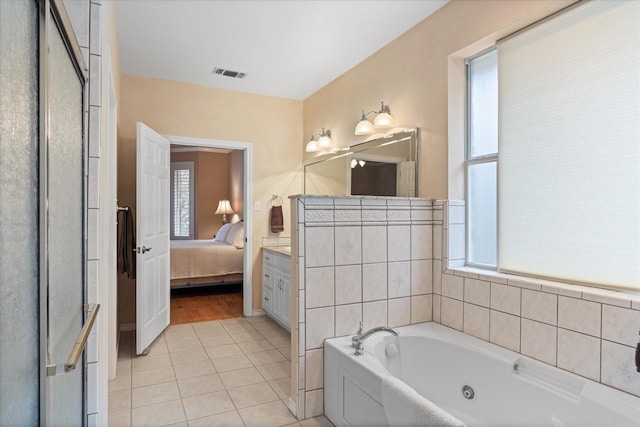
[262,248,291,331]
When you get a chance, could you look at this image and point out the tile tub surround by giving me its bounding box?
[108,316,335,427]
[290,196,435,419]
[433,200,640,399]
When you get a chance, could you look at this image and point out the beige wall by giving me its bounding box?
[170,150,230,239]
[303,0,575,200]
[117,74,303,323]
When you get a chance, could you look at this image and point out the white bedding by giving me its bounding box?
[170,239,243,281]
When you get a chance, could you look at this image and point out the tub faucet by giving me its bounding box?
[351,322,399,356]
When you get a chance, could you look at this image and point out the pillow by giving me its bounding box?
[225,222,244,248]
[214,223,233,242]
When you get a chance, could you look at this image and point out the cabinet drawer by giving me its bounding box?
[263,288,272,312]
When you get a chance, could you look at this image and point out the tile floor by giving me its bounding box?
[108,315,333,427]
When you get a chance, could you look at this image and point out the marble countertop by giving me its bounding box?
[263,246,291,256]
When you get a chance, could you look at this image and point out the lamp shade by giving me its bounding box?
[318,135,332,148]
[355,119,375,135]
[373,111,394,128]
[215,199,234,215]
[305,139,318,152]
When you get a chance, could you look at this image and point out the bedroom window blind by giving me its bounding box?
[170,161,194,239]
[497,0,640,289]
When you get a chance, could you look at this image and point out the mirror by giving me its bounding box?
[304,128,418,197]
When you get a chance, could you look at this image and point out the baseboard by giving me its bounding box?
[287,397,297,418]
[120,322,136,331]
[252,309,266,317]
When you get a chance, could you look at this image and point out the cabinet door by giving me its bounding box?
[271,270,283,320]
[281,272,291,330]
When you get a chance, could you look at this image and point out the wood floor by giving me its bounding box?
[170,283,243,324]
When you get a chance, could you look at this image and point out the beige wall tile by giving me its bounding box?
[558,296,601,337]
[442,273,464,300]
[490,310,520,352]
[335,226,361,265]
[602,305,639,347]
[305,267,334,309]
[490,283,521,316]
[305,307,334,349]
[557,328,601,382]
[335,303,362,337]
[521,289,557,325]
[363,300,387,329]
[463,303,489,341]
[601,340,640,397]
[411,295,433,324]
[388,297,411,327]
[362,263,387,301]
[305,389,324,418]
[388,261,411,298]
[305,227,334,267]
[411,259,433,295]
[335,265,362,304]
[305,349,323,391]
[521,319,557,366]
[388,225,411,261]
[441,297,463,331]
[464,278,490,307]
[411,224,433,260]
[362,226,387,263]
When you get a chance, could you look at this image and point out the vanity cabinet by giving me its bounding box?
[262,248,291,331]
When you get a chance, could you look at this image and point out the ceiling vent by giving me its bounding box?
[212,67,247,79]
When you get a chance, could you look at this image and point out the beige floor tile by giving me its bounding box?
[147,335,169,355]
[267,336,291,349]
[131,399,185,426]
[132,366,176,388]
[238,339,276,354]
[278,346,292,361]
[168,348,208,366]
[194,323,229,338]
[229,329,265,343]
[222,323,257,334]
[219,367,266,389]
[172,359,216,380]
[109,389,131,412]
[188,410,244,427]
[108,409,131,427]
[200,334,235,348]
[205,343,243,359]
[212,354,254,372]
[238,400,297,427]
[227,382,279,409]
[283,423,302,427]
[256,361,290,381]
[164,323,196,337]
[131,381,180,408]
[182,390,235,420]
[300,415,335,427]
[164,423,187,427]
[268,377,291,400]
[117,358,132,376]
[246,349,287,366]
[258,326,290,340]
[177,373,225,398]
[166,336,203,353]
[192,320,222,329]
[132,353,172,372]
[108,373,132,392]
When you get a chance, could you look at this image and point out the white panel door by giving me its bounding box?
[136,122,170,355]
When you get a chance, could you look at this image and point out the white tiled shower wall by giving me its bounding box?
[291,196,435,419]
[434,200,640,398]
[63,0,103,424]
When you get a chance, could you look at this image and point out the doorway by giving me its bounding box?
[168,144,246,324]
[165,135,254,318]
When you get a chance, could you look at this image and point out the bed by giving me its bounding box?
[170,222,244,288]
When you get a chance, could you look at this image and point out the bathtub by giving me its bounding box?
[324,322,640,427]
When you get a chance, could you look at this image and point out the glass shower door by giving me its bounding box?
[46,8,86,426]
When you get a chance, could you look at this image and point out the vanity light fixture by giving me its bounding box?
[306,128,332,152]
[350,159,367,168]
[354,101,394,135]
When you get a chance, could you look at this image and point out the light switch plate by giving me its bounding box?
[254,201,261,211]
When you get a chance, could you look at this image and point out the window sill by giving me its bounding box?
[444,265,640,310]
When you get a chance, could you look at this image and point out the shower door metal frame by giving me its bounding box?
[37,0,89,424]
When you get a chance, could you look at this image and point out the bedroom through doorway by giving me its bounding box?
[168,141,248,324]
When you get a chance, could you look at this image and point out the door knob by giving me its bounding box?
[136,246,152,254]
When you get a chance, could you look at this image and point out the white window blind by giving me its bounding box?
[498,0,640,289]
[170,161,194,239]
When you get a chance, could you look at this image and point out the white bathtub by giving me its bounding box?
[324,322,640,427]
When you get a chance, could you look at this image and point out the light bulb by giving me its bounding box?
[351,159,357,168]
[305,139,318,152]
[318,135,331,148]
[373,112,394,128]
[355,119,375,135]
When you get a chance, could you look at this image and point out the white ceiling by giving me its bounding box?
[114,0,448,101]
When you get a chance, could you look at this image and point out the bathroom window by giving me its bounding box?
[170,161,194,239]
[465,48,498,268]
[465,1,640,290]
